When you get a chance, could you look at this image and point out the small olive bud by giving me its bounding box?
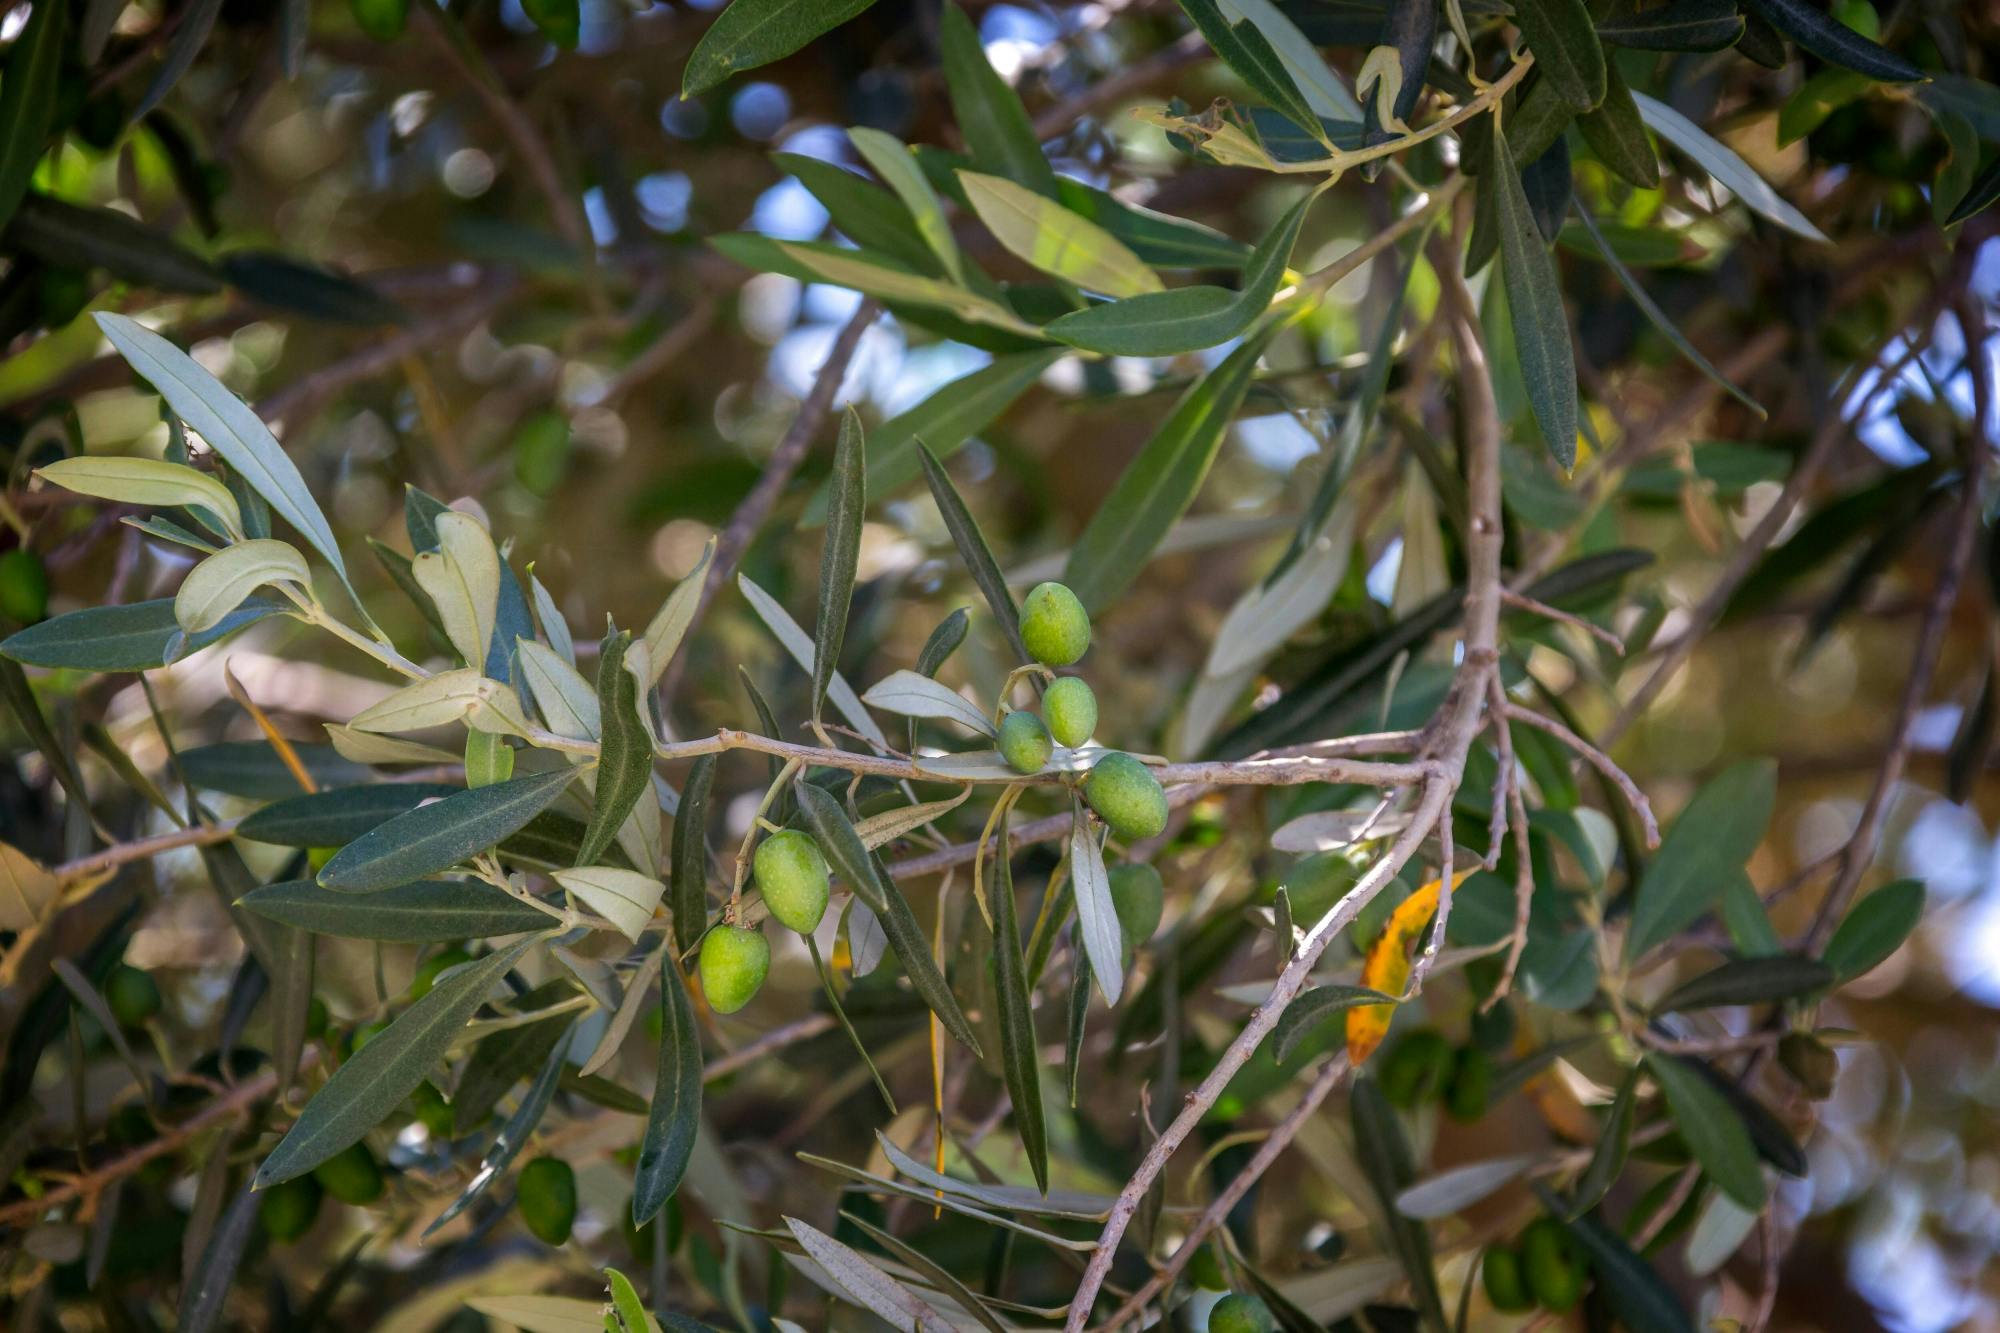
[1043,676,1098,748]
[1083,752,1168,842]
[997,709,1054,773]
[1020,582,1090,666]
[698,924,770,1014]
[755,829,831,934]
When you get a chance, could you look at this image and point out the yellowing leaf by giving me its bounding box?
[1348,869,1472,1064]
[959,172,1164,298]
[0,841,58,930]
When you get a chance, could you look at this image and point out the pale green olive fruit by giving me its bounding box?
[755,829,831,934]
[1083,752,1168,841]
[698,924,770,1014]
[1043,676,1097,748]
[997,709,1054,774]
[1020,582,1090,667]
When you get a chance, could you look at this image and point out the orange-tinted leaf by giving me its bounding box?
[1348,871,1470,1064]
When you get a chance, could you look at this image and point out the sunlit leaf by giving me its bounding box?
[681,0,877,97]
[1822,877,1924,981]
[960,171,1163,298]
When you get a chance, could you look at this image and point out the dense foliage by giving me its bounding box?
[0,0,1995,1329]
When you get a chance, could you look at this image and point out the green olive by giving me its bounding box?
[410,946,473,1000]
[1779,1031,1838,1100]
[1208,1291,1276,1333]
[410,1081,453,1137]
[259,1174,323,1242]
[755,829,830,934]
[0,550,48,624]
[512,410,572,497]
[1020,581,1090,667]
[104,964,161,1027]
[1043,676,1098,748]
[1521,1217,1585,1313]
[1083,752,1168,842]
[517,1157,577,1244]
[1482,1245,1533,1313]
[350,0,409,41]
[698,924,770,1014]
[1378,1028,1453,1108]
[997,709,1054,774]
[313,1141,385,1205]
[1445,1045,1493,1123]
[1188,1245,1229,1291]
[1107,863,1164,948]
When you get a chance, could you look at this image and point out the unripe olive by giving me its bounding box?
[410,1080,453,1137]
[755,829,830,934]
[516,1156,577,1244]
[35,266,89,328]
[1020,581,1090,667]
[512,409,571,497]
[313,1141,385,1205]
[1378,1028,1453,1108]
[1083,752,1167,842]
[410,946,472,1000]
[698,924,769,1014]
[1107,863,1164,948]
[349,1019,389,1055]
[1188,1245,1228,1291]
[104,964,161,1027]
[350,0,409,41]
[1482,1245,1533,1313]
[0,550,48,624]
[1208,1292,1276,1333]
[1042,676,1097,748]
[997,709,1054,774]
[1521,1217,1585,1313]
[259,1174,322,1242]
[1445,1045,1493,1123]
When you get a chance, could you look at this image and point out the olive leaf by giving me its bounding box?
[14,194,221,293]
[640,535,714,684]
[239,878,557,940]
[36,457,242,534]
[1597,0,1743,52]
[860,669,996,736]
[939,2,1060,197]
[1632,92,1830,242]
[960,172,1163,298]
[577,630,655,868]
[425,1033,567,1236]
[1823,877,1923,981]
[1351,1076,1452,1333]
[1490,125,1581,471]
[850,128,965,283]
[784,1216,953,1329]
[1536,1190,1696,1333]
[681,0,878,97]
[1571,1064,1639,1215]
[1511,0,1607,110]
[0,0,62,235]
[317,768,578,893]
[1271,982,1395,1061]
[738,572,890,748]
[1643,1052,1766,1209]
[552,866,664,941]
[1743,0,1922,82]
[237,784,461,847]
[255,936,541,1186]
[174,540,311,633]
[1176,0,1326,142]
[987,816,1048,1193]
[1654,954,1833,1012]
[1395,1155,1540,1219]
[632,959,701,1224]
[814,408,867,727]
[670,754,717,952]
[1625,759,1775,959]
[916,443,1031,663]
[413,512,501,669]
[1068,807,1125,1005]
[177,1184,258,1333]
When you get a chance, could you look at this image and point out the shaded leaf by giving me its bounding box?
[1573,1064,1639,1214]
[240,877,557,940]
[1177,0,1324,139]
[783,1216,950,1330]
[0,597,287,672]
[1491,125,1580,470]
[1626,759,1775,959]
[1632,92,1830,242]
[814,408,866,726]
[1596,0,1742,52]
[1396,1155,1538,1219]
[1644,1052,1766,1209]
[939,2,1059,197]
[1541,1195,1695,1333]
[8,193,221,293]
[987,816,1048,1192]
[317,768,577,893]
[578,630,655,867]
[1822,877,1924,981]
[220,251,407,325]
[670,754,717,952]
[681,0,876,97]
[0,0,63,236]
[1655,954,1833,1012]
[427,1031,567,1236]
[916,443,1031,662]
[237,784,462,847]
[1513,0,1607,109]
[738,572,889,747]
[632,961,702,1224]
[1743,0,1922,81]
[177,1183,258,1333]
[1272,983,1395,1062]
[1351,1077,1451,1333]
[1068,810,1125,1005]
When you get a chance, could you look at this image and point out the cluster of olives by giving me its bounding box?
[1002,582,1169,845]
[694,826,827,1015]
[1483,1217,1590,1314]
[1378,1027,1493,1123]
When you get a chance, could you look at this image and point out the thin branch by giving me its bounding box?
[1500,587,1625,654]
[1499,702,1661,847]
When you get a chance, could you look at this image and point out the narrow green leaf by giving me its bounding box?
[939,3,1060,197]
[1573,208,1766,419]
[961,171,1164,298]
[916,444,1031,663]
[1822,877,1924,981]
[1946,155,2000,225]
[1512,0,1607,109]
[429,1033,566,1236]
[1743,0,1922,81]
[256,937,539,1185]
[1655,954,1834,1012]
[0,597,287,672]
[1065,923,1089,1106]
[1395,1155,1538,1219]
[1644,1052,1766,1209]
[1177,0,1325,139]
[317,768,577,893]
[632,961,702,1224]
[134,0,224,117]
[1062,319,1282,611]
[1272,984,1396,1062]
[177,1184,258,1333]
[988,817,1048,1193]
[0,0,65,235]
[1719,875,1781,956]
[94,313,349,579]
[220,251,408,325]
[784,1216,951,1328]
[578,630,655,867]
[1596,0,1743,52]
[713,237,1040,337]
[776,151,943,272]
[1541,1197,1696,1333]
[877,862,983,1053]
[1220,0,1362,120]
[670,754,717,953]
[681,0,876,97]
[849,128,965,283]
[1068,811,1125,1006]
[9,193,221,293]
[1632,92,1830,242]
[454,1007,574,1131]
[738,572,889,748]
[1045,187,1316,355]
[1578,63,1659,188]
[1351,1077,1452,1333]
[836,1211,1008,1333]
[182,741,369,799]
[1056,179,1252,269]
[240,878,557,940]
[1626,759,1775,959]
[237,784,461,847]
[1491,126,1580,471]
[794,782,891,915]
[1572,1064,1639,1215]
[814,408,866,726]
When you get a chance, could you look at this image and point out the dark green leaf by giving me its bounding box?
[1719,876,1781,957]
[454,1006,574,1131]
[671,753,717,952]
[1491,126,1579,470]
[1512,0,1607,109]
[1626,759,1775,959]
[181,741,370,799]
[632,961,702,1224]
[814,408,865,725]
[1055,178,1251,269]
[578,630,654,867]
[0,0,63,236]
[1643,1052,1765,1209]
[1743,0,1923,81]
[256,937,539,1185]
[0,659,89,810]
[1822,877,1924,981]
[1176,0,1325,137]
[940,3,1059,197]
[1946,154,2000,225]
[220,251,408,325]
[0,596,286,671]
[7,193,219,293]
[1577,63,1659,188]
[1687,1058,1808,1176]
[430,1033,567,1235]
[916,443,1031,663]
[1656,954,1834,1012]
[1045,187,1317,356]
[1596,0,1742,52]
[1351,1077,1451,1333]
[239,878,559,941]
[987,820,1048,1193]
[1272,984,1396,1062]
[776,152,942,272]
[135,0,224,117]
[681,0,877,97]
[236,784,461,848]
[318,768,577,893]
[177,1183,258,1333]
[1521,136,1573,245]
[1507,76,1576,169]
[1062,320,1283,611]
[1541,1196,1695,1333]
[1065,924,1090,1106]
[1572,1064,1638,1215]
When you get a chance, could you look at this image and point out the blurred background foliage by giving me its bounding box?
[3,0,2000,1329]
